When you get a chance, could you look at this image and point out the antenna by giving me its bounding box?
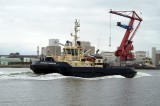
[71,19,80,46]
[97,32,101,50]
[37,46,39,58]
[109,9,112,51]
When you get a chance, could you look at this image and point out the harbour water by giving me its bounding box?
[0,68,160,106]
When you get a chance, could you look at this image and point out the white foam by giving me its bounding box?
[68,75,126,81]
[0,71,66,80]
[35,73,67,80]
[92,75,125,80]
[0,71,4,74]
[134,72,151,78]
[67,72,151,80]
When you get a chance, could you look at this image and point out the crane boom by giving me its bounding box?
[109,10,143,61]
[110,11,142,21]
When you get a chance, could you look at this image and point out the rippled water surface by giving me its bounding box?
[0,68,160,106]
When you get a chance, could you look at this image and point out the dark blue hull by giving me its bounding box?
[30,61,137,78]
[63,67,136,78]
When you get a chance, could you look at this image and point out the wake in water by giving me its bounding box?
[0,68,152,80]
[134,72,151,78]
[69,71,151,80]
[0,72,66,80]
[0,68,66,80]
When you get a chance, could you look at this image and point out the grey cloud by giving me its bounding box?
[0,0,160,55]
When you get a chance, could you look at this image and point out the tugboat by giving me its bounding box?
[126,57,156,69]
[30,19,137,78]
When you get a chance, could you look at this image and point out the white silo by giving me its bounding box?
[37,46,39,57]
[49,39,59,46]
[152,47,156,65]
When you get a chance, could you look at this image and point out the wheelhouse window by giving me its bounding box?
[64,49,71,54]
[64,48,82,56]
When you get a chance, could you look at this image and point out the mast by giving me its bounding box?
[71,19,80,47]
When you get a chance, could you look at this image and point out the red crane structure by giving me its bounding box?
[109,10,143,61]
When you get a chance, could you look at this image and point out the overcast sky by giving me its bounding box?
[0,0,160,55]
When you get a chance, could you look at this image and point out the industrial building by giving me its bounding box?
[81,41,95,55]
[0,53,38,67]
[41,46,61,56]
[101,52,116,62]
[101,51,120,66]
[152,47,160,66]
[41,39,61,56]
[0,58,22,65]
[41,39,95,56]
[101,51,149,66]
[134,51,146,63]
